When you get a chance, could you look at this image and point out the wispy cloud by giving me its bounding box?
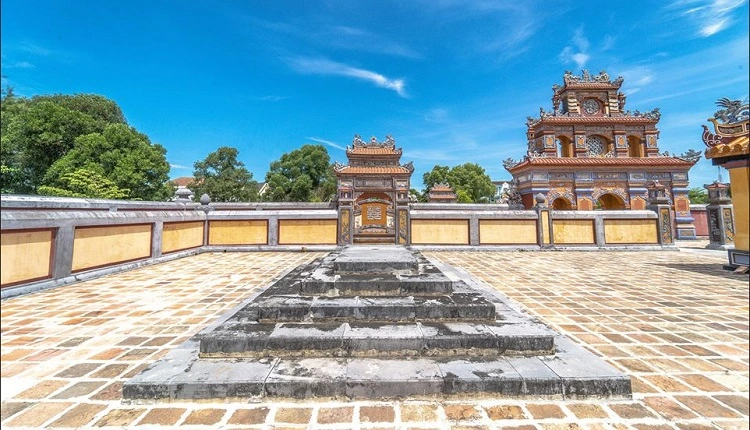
[3,61,34,69]
[286,56,408,97]
[307,136,346,151]
[254,95,289,102]
[559,26,590,69]
[169,163,191,170]
[665,0,747,37]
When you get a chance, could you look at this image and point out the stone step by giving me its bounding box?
[333,246,418,273]
[300,274,455,296]
[198,322,554,358]
[123,354,632,401]
[237,294,498,323]
[352,236,396,245]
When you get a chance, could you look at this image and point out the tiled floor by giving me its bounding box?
[1,245,747,429]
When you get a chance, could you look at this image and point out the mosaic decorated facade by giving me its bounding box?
[702,98,749,268]
[334,135,414,244]
[505,70,700,239]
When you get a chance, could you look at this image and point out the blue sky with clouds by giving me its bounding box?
[2,1,748,190]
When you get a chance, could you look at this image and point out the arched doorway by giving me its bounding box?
[597,193,626,210]
[552,197,572,210]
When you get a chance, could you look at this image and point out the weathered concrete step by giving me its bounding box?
[198,322,554,358]
[123,354,632,401]
[300,274,454,296]
[238,294,497,323]
[333,245,418,273]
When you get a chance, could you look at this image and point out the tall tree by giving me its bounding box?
[191,146,258,202]
[43,123,172,201]
[1,93,129,194]
[264,144,336,202]
[688,187,708,204]
[38,168,130,199]
[422,163,495,203]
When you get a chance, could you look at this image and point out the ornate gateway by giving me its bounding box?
[335,135,414,244]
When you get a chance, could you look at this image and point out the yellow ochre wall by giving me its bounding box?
[278,219,337,245]
[411,219,469,244]
[729,166,749,252]
[1,229,54,287]
[72,224,152,272]
[541,212,551,245]
[162,221,204,254]
[604,219,657,244]
[479,220,536,244]
[209,220,268,245]
[553,219,595,244]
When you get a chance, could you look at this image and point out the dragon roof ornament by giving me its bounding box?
[351,133,396,148]
[552,69,624,91]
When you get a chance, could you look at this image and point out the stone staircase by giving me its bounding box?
[123,246,631,401]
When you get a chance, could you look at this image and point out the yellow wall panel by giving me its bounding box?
[479,219,536,244]
[209,220,268,245]
[411,219,468,244]
[162,221,204,254]
[1,229,53,286]
[278,219,337,245]
[541,211,551,245]
[553,219,595,244]
[72,224,151,272]
[604,219,657,244]
[729,166,749,251]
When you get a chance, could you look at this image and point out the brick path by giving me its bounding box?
[1,246,747,429]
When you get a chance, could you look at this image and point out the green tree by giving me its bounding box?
[191,146,258,202]
[688,187,708,204]
[422,163,495,203]
[422,165,450,191]
[264,144,336,202]
[1,93,128,194]
[43,123,172,201]
[38,168,130,199]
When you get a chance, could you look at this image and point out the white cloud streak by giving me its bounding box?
[307,136,346,151]
[286,56,408,97]
[665,0,747,37]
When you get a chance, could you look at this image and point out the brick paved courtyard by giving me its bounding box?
[1,245,747,429]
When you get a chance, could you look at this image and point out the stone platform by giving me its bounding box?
[123,246,631,401]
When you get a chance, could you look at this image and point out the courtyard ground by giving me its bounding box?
[1,243,748,429]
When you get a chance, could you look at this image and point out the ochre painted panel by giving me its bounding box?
[411,219,469,244]
[278,219,337,245]
[553,219,595,244]
[72,224,151,272]
[1,229,53,286]
[209,220,268,245]
[604,219,658,244]
[541,211,551,244]
[162,221,204,253]
[479,219,536,244]
[729,166,749,251]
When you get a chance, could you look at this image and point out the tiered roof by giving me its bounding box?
[702,98,750,160]
[334,134,414,176]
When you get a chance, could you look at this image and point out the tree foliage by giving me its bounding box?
[688,187,708,204]
[191,146,258,202]
[422,163,495,203]
[43,123,172,200]
[38,168,130,199]
[1,90,171,199]
[264,144,336,202]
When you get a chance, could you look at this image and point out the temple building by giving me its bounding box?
[428,183,458,203]
[702,98,749,269]
[504,70,700,239]
[334,134,413,244]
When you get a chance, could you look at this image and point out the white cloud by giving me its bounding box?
[169,163,191,170]
[665,0,747,37]
[307,136,346,151]
[559,26,591,69]
[255,95,289,102]
[286,56,408,97]
[4,61,34,69]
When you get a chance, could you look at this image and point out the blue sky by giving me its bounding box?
[2,1,748,190]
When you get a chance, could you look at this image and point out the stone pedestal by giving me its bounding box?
[646,180,674,246]
[704,181,735,250]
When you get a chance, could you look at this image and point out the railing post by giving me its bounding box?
[646,180,674,246]
[534,193,552,248]
[704,181,734,250]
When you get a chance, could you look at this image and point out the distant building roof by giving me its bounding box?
[170,177,194,187]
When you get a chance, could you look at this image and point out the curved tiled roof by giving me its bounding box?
[705,135,749,159]
[507,156,695,172]
[336,166,412,174]
[347,146,402,155]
